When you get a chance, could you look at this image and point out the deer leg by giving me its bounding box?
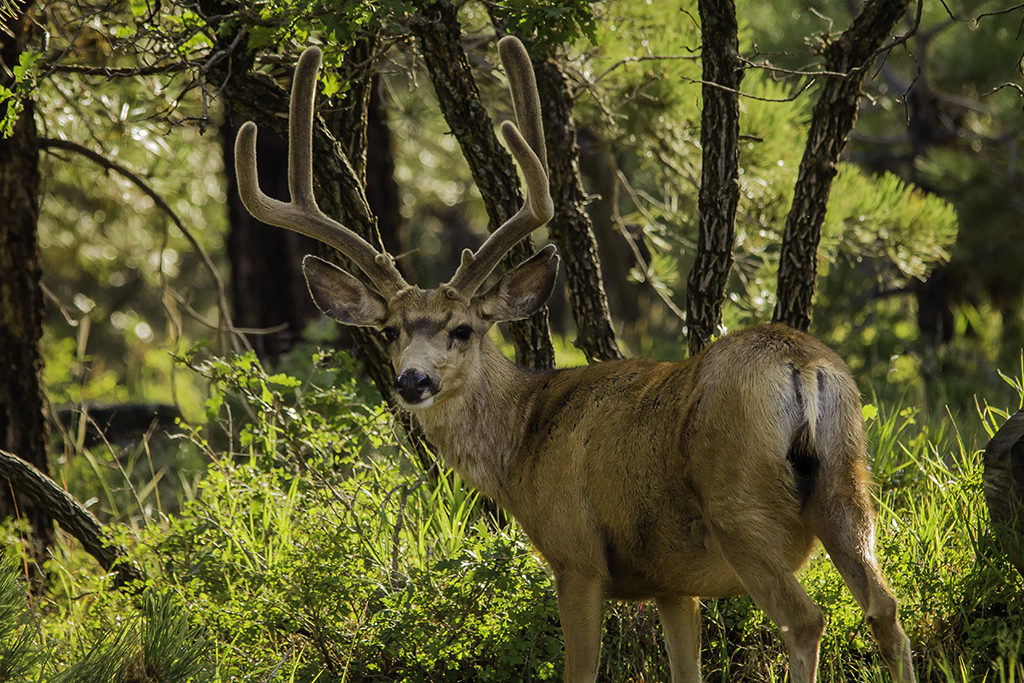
[713,530,825,683]
[811,502,915,683]
[655,594,702,683]
[555,573,604,683]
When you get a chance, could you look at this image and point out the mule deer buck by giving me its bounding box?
[234,36,915,683]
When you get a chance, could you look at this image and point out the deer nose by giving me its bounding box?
[394,370,437,404]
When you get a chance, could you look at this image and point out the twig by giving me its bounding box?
[591,53,698,85]
[688,72,819,103]
[613,168,687,322]
[984,82,1024,98]
[976,3,1024,23]
[40,137,242,355]
[49,62,196,78]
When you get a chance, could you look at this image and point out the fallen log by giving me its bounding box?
[0,448,144,588]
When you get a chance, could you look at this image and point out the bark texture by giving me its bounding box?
[533,58,622,363]
[0,449,143,587]
[687,0,743,356]
[410,0,556,370]
[772,0,912,331]
[0,1,54,557]
[328,35,378,184]
[983,409,1024,580]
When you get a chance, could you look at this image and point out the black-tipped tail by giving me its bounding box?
[788,424,819,508]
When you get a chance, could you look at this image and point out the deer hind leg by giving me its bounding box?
[811,497,915,683]
[655,594,702,683]
[555,572,604,683]
[712,527,825,683]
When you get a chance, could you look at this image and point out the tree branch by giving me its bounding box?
[39,137,241,354]
[0,449,144,588]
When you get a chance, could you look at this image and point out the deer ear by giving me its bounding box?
[302,255,388,327]
[476,245,559,323]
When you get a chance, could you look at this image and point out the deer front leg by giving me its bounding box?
[656,595,702,683]
[555,573,604,683]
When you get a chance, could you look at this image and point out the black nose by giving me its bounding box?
[394,370,437,403]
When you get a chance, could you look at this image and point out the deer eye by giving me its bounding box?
[382,326,399,344]
[450,325,473,343]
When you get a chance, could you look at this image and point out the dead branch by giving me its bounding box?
[0,449,144,588]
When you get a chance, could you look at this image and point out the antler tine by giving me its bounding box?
[501,37,547,174]
[445,36,554,296]
[234,47,408,298]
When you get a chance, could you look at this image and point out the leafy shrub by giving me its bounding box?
[17,347,1024,681]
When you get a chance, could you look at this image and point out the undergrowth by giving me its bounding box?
[1,349,1022,681]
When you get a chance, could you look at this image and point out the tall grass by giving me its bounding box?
[1,350,1021,681]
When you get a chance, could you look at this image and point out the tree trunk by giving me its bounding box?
[0,1,54,560]
[772,0,912,331]
[223,113,321,362]
[983,409,1024,581]
[410,0,556,371]
[687,0,743,356]
[578,128,645,347]
[533,57,622,363]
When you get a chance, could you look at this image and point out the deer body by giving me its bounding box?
[414,322,859,597]
[233,38,916,683]
[420,325,817,594]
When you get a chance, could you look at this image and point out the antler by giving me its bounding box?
[234,47,409,298]
[445,36,555,296]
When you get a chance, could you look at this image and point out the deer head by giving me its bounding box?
[234,37,556,410]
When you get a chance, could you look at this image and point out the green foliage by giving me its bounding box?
[0,556,42,681]
[571,0,961,351]
[850,394,1024,682]
[232,0,598,55]
[318,0,416,48]
[0,551,211,683]
[50,592,211,683]
[125,351,564,680]
[823,167,958,283]
[0,49,40,138]
[492,0,598,45]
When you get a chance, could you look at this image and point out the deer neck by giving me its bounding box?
[411,343,540,503]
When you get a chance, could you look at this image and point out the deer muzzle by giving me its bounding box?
[394,369,439,408]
